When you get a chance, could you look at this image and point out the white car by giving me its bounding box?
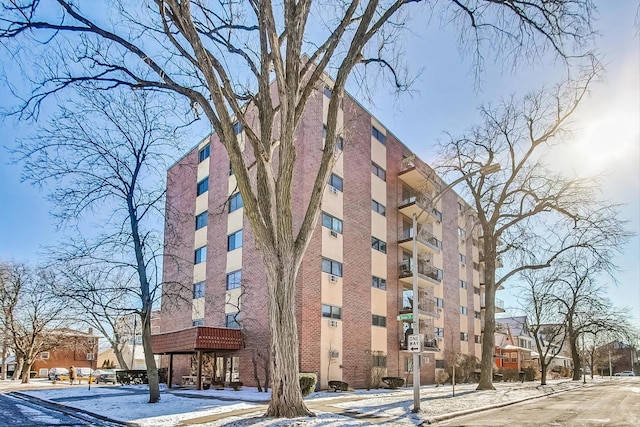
[614,371,635,376]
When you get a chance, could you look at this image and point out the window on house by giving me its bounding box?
[194,246,207,264]
[371,162,386,181]
[435,327,444,337]
[371,199,386,216]
[460,280,468,289]
[435,359,445,369]
[372,315,387,327]
[459,253,467,264]
[228,230,243,251]
[192,318,204,327]
[40,352,50,360]
[372,354,387,367]
[435,297,444,308]
[328,174,343,192]
[193,281,205,299]
[336,137,343,150]
[475,335,482,344]
[229,192,243,212]
[195,211,208,230]
[198,145,210,162]
[474,311,482,320]
[233,121,243,134]
[196,178,209,196]
[322,258,343,277]
[460,332,468,341]
[323,85,332,98]
[460,306,468,315]
[372,276,387,290]
[372,125,386,144]
[225,313,240,328]
[322,212,343,234]
[322,304,342,319]
[226,270,242,290]
[371,237,387,254]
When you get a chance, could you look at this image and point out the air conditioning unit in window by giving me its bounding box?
[329,350,340,359]
[330,230,338,238]
[329,274,338,283]
[86,353,94,360]
[329,185,338,194]
[328,319,338,327]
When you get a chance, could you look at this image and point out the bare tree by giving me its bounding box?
[438,70,631,389]
[11,88,187,402]
[0,0,598,416]
[0,262,68,383]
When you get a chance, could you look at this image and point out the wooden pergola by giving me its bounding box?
[151,326,243,390]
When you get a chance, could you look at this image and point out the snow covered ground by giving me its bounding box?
[11,378,600,426]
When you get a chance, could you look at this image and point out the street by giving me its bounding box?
[436,378,640,426]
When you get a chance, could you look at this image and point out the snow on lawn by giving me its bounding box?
[18,379,595,426]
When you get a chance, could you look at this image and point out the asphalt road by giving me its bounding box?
[436,378,640,426]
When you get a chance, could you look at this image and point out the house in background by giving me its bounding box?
[31,328,99,378]
[494,316,536,372]
[596,341,638,375]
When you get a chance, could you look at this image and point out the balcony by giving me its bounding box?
[398,195,439,224]
[399,333,440,352]
[399,290,439,319]
[398,228,442,255]
[480,295,505,313]
[399,261,443,287]
[399,155,439,193]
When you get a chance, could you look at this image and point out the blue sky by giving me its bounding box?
[1,1,638,328]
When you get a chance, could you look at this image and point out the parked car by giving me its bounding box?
[614,371,635,376]
[93,369,117,384]
[48,367,69,381]
[75,367,92,377]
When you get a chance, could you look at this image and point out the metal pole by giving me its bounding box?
[412,212,421,412]
[582,334,586,384]
[609,348,612,378]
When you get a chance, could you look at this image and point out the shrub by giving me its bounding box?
[500,368,520,382]
[299,373,317,396]
[381,377,405,389]
[435,370,450,386]
[523,367,536,381]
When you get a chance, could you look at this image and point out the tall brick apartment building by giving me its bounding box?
[158,83,503,389]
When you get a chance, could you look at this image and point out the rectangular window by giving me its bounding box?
[460,280,468,289]
[193,281,205,299]
[435,327,444,337]
[474,287,481,295]
[435,359,445,369]
[225,313,240,328]
[192,318,204,327]
[196,178,209,196]
[323,85,332,98]
[371,199,386,216]
[336,137,343,150]
[228,230,243,251]
[371,162,386,181]
[198,145,210,162]
[432,208,442,222]
[226,270,242,290]
[322,212,343,234]
[459,253,467,264]
[474,311,482,320]
[372,315,387,327]
[460,306,468,315]
[195,211,208,230]
[40,352,50,360]
[372,354,387,367]
[458,227,466,238]
[372,125,386,144]
[475,335,482,344]
[233,121,243,134]
[322,258,343,277]
[229,192,243,212]
[322,304,342,319]
[328,174,343,192]
[372,276,387,290]
[435,297,444,308]
[460,332,468,341]
[371,237,387,254]
[194,246,207,264]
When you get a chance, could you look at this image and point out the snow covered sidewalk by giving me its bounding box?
[14,378,598,426]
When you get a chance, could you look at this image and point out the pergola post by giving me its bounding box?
[196,350,203,390]
[168,354,173,389]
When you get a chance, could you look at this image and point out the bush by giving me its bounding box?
[499,368,520,382]
[435,370,450,386]
[523,367,536,381]
[381,377,405,389]
[328,380,348,391]
[299,373,317,396]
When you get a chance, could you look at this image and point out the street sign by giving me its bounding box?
[397,313,413,321]
[408,334,423,353]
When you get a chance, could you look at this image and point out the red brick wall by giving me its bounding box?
[32,336,98,378]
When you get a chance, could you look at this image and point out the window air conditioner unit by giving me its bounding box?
[86,353,94,360]
[329,350,340,359]
[330,230,338,238]
[329,185,338,194]
[329,274,338,283]
[328,319,338,327]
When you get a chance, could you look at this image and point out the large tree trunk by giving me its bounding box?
[540,363,547,386]
[478,240,497,390]
[12,357,23,381]
[20,358,31,383]
[141,309,160,402]
[570,333,581,380]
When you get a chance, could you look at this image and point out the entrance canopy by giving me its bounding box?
[152,326,243,354]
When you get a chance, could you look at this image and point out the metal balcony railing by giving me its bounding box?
[399,261,443,283]
[398,229,442,251]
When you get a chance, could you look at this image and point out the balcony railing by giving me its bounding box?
[399,261,443,283]
[399,195,432,212]
[480,296,505,311]
[400,291,438,317]
[398,229,442,252]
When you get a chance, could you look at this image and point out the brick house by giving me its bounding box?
[32,328,99,378]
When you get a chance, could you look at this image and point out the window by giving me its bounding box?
[322,212,343,234]
[371,237,387,254]
[435,297,444,308]
[40,351,50,360]
[474,311,482,319]
[336,137,344,150]
[229,192,243,212]
[196,178,209,196]
[435,327,444,338]
[322,258,343,277]
[228,230,243,251]
[371,199,386,216]
[192,318,204,327]
[460,332,468,341]
[372,125,386,144]
[193,281,205,298]
[435,359,445,369]
[459,253,467,264]
[322,304,342,319]
[474,287,481,295]
[372,276,386,290]
[226,270,241,290]
[195,211,208,230]
[460,280,468,289]
[194,246,207,264]
[328,174,343,192]
[460,306,468,315]
[198,145,210,162]
[372,315,387,327]
[323,85,332,98]
[233,121,243,134]
[475,335,482,344]
[225,313,240,328]
[372,354,387,367]
[432,208,442,222]
[458,227,466,238]
[371,162,386,181]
